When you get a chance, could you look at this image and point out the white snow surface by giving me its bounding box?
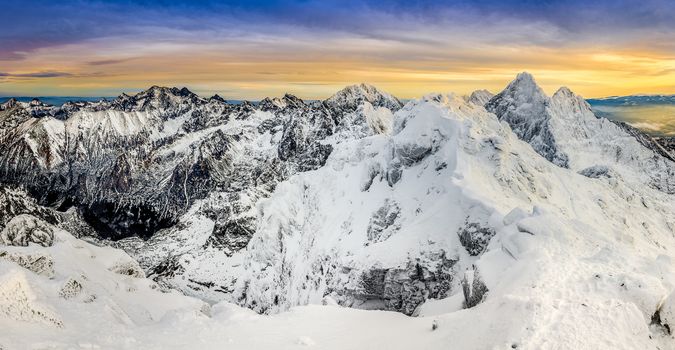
[2,79,675,349]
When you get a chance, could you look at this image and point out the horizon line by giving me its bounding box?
[2,85,674,102]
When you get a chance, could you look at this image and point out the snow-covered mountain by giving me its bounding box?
[486,72,675,193]
[2,74,675,349]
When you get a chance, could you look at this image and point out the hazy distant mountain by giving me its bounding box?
[0,96,114,106]
[586,94,675,138]
[587,94,675,106]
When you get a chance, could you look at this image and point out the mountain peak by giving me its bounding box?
[29,98,48,107]
[134,85,197,98]
[134,85,169,98]
[336,83,385,98]
[551,86,594,116]
[515,71,535,83]
[0,98,18,110]
[326,83,402,111]
[282,93,304,104]
[209,94,226,103]
[553,86,574,99]
[111,85,204,112]
[486,72,569,167]
[487,72,549,110]
[503,72,544,96]
[467,89,494,106]
[177,87,194,97]
[143,85,169,95]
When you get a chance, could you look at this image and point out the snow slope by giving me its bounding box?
[2,172,674,349]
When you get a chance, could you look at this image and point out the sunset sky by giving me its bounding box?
[1,0,674,99]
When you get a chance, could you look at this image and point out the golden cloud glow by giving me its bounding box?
[1,33,674,99]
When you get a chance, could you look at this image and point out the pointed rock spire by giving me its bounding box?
[553,86,574,98]
[467,89,494,106]
[551,86,595,116]
[209,94,226,103]
[486,72,569,168]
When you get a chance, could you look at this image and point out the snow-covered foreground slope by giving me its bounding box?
[2,74,675,349]
[0,222,441,350]
[1,190,673,349]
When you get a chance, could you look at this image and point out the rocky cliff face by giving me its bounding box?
[655,136,675,156]
[486,72,570,167]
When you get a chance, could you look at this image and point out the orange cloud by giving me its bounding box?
[1,28,674,99]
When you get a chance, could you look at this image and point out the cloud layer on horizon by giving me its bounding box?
[0,0,674,98]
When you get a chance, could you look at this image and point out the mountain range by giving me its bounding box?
[1,73,674,349]
[588,94,675,106]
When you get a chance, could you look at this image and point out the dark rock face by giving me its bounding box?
[0,187,61,231]
[385,140,435,187]
[367,199,400,243]
[148,254,186,281]
[486,73,569,168]
[205,216,256,253]
[461,267,489,308]
[578,165,613,179]
[655,137,675,156]
[351,254,456,315]
[0,214,55,247]
[80,201,175,241]
[457,219,496,256]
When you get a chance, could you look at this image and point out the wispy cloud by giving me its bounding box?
[2,0,674,60]
[0,71,72,78]
[87,58,133,66]
[628,121,664,131]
